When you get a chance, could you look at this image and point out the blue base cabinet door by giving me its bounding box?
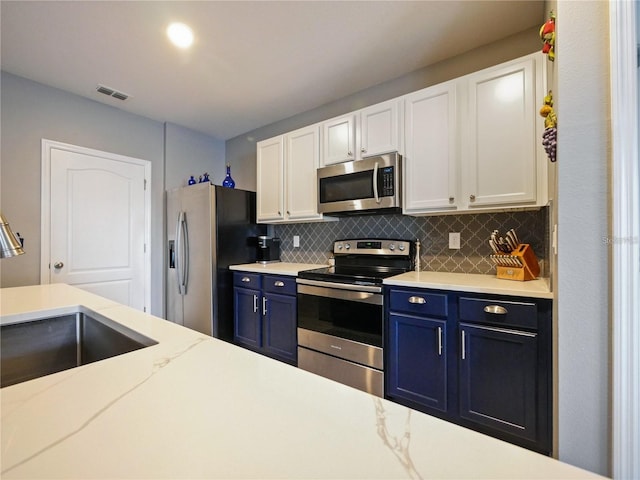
[459,322,537,443]
[388,313,447,412]
[263,292,297,364]
[234,285,261,349]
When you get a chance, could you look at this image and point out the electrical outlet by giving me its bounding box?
[449,232,461,249]
[293,235,300,248]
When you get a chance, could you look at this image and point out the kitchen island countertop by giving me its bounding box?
[0,284,594,479]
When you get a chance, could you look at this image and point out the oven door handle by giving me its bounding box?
[297,282,383,305]
[296,278,382,293]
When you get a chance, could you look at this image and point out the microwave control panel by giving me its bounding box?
[380,166,395,196]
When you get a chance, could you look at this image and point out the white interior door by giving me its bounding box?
[42,140,150,311]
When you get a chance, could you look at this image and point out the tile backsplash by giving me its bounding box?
[274,208,549,276]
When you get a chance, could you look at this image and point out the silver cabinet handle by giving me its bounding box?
[53,262,64,269]
[484,305,508,315]
[361,147,366,153]
[470,195,476,202]
[437,326,443,356]
[449,197,454,203]
[408,296,426,304]
[274,281,285,287]
[253,294,258,313]
[242,276,251,283]
[461,330,466,360]
[347,151,353,156]
[262,296,267,316]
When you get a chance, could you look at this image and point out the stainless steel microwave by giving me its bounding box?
[317,153,402,215]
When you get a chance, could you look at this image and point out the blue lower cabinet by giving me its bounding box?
[459,322,537,442]
[233,272,297,365]
[387,313,447,412]
[386,286,551,455]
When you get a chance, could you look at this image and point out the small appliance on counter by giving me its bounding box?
[256,235,280,263]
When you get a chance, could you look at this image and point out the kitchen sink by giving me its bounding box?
[1,310,157,388]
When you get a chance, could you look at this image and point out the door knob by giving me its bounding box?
[53,262,64,269]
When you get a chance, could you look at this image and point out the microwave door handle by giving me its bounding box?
[373,161,381,203]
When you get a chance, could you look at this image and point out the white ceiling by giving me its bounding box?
[1,1,544,140]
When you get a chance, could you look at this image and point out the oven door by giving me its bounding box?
[297,280,383,370]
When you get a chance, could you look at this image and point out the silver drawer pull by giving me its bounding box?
[484,305,508,315]
[274,281,285,287]
[408,296,426,304]
[242,277,251,283]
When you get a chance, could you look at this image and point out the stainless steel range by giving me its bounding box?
[296,239,414,397]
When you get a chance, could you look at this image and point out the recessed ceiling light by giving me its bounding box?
[167,22,193,49]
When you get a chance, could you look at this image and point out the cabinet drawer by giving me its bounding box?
[263,275,296,296]
[233,272,262,289]
[459,297,537,330]
[389,289,448,317]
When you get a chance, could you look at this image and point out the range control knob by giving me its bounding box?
[399,244,406,251]
[389,244,395,251]
[336,244,343,250]
[345,243,351,250]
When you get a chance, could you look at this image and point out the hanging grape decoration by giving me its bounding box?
[539,91,557,162]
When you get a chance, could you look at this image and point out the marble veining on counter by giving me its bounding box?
[230,262,323,276]
[384,271,553,299]
[1,284,598,479]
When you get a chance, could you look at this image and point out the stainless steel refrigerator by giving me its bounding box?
[166,183,266,339]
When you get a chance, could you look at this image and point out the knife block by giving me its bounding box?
[495,244,540,281]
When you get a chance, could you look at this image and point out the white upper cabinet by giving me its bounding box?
[359,99,401,158]
[403,81,458,213]
[257,125,333,224]
[256,136,285,222]
[403,52,547,215]
[285,125,323,222]
[321,99,401,166]
[322,114,356,165]
[462,54,541,209]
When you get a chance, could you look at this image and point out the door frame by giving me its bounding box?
[609,1,639,478]
[40,139,152,311]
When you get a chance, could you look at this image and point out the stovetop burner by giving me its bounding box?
[297,238,415,286]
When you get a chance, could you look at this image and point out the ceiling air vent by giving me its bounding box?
[96,84,130,101]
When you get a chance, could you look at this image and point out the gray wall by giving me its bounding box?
[164,122,226,191]
[0,72,225,316]
[226,26,540,190]
[556,1,610,476]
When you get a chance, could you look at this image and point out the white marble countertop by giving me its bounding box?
[230,262,323,276]
[0,284,595,479]
[384,271,553,299]
[231,263,553,298]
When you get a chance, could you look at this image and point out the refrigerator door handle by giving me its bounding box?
[181,212,189,294]
[175,212,184,295]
